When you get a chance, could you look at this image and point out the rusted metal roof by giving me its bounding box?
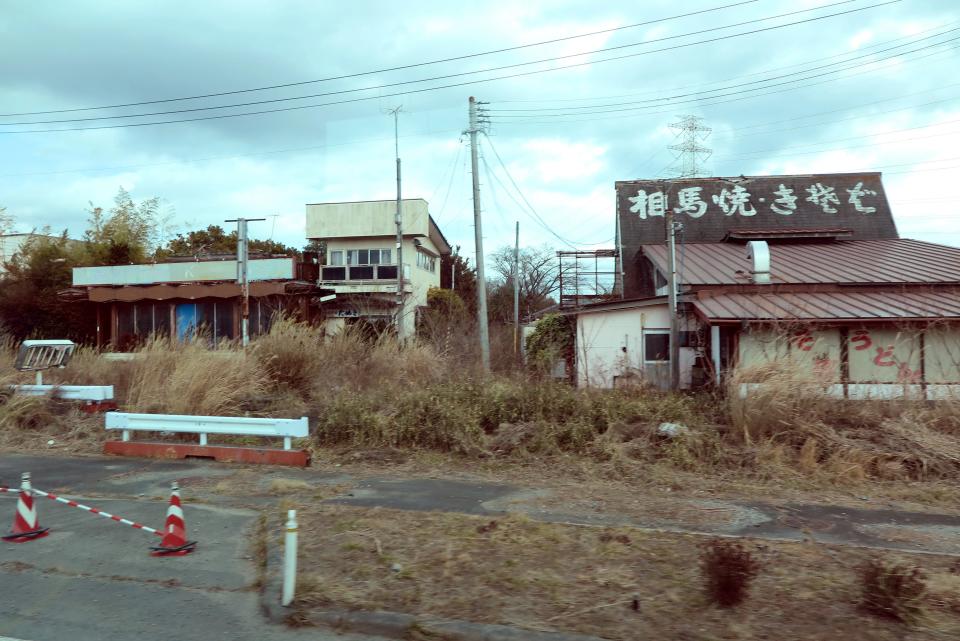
[693,290,960,322]
[643,239,960,286]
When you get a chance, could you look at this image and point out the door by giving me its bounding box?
[175,303,197,341]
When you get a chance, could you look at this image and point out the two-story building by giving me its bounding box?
[305,198,451,338]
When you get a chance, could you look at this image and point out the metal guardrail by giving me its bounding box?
[105,413,309,450]
[10,384,114,401]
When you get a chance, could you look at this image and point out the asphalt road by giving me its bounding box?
[0,454,384,641]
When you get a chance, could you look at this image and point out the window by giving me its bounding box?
[644,332,670,362]
[346,248,391,265]
[329,250,343,266]
[416,251,436,272]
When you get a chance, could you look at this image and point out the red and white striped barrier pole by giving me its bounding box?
[29,487,161,537]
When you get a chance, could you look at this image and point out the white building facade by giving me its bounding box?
[305,198,451,338]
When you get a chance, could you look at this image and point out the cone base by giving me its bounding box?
[2,527,50,543]
[150,540,197,557]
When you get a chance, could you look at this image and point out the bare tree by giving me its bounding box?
[489,244,560,320]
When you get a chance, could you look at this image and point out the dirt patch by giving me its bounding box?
[290,504,960,640]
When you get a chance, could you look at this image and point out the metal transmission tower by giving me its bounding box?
[667,115,712,178]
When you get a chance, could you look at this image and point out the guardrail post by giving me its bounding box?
[282,509,298,606]
[283,436,291,451]
[199,433,208,446]
[122,429,130,442]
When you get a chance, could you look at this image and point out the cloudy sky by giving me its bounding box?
[1,0,957,264]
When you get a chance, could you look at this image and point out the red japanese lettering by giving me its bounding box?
[850,330,872,351]
[794,330,814,352]
[897,363,921,384]
[873,345,896,367]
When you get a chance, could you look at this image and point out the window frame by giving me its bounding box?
[643,330,671,363]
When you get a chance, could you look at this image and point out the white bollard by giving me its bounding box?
[281,509,298,606]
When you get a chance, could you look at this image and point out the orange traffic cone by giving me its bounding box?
[3,472,49,543]
[150,482,196,556]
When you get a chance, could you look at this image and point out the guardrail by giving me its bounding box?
[11,384,114,401]
[105,412,309,450]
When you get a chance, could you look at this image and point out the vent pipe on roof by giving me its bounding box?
[746,240,771,284]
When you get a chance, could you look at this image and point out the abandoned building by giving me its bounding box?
[562,172,960,398]
[64,256,324,349]
[305,198,451,338]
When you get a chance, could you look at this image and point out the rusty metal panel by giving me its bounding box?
[73,258,294,286]
[693,290,960,321]
[86,281,288,302]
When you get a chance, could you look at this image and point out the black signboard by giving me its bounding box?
[616,172,898,246]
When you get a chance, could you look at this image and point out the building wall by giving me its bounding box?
[738,324,960,384]
[322,234,442,338]
[575,304,694,389]
[306,199,431,239]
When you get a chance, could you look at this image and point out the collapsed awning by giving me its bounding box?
[692,289,960,323]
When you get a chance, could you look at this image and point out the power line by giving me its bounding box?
[495,19,959,105]
[0,1,880,127]
[0,127,456,178]
[718,117,960,161]
[487,45,957,126]
[486,33,959,118]
[0,0,899,134]
[482,134,614,248]
[0,0,762,117]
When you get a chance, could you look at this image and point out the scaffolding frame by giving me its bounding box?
[557,249,620,309]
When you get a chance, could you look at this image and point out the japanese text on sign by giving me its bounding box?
[628,181,879,220]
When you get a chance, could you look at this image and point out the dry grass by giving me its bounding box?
[6,320,960,510]
[728,359,960,483]
[288,504,960,640]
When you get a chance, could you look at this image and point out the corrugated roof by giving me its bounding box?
[643,239,960,286]
[693,290,960,321]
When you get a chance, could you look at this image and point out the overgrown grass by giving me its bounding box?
[5,320,960,498]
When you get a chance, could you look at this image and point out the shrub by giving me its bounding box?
[700,539,760,608]
[524,313,573,374]
[859,558,927,623]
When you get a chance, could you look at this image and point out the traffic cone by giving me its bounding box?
[2,472,49,543]
[150,482,196,556]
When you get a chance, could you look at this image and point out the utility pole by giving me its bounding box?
[661,180,681,391]
[513,221,520,356]
[226,217,266,347]
[466,96,491,372]
[387,106,406,340]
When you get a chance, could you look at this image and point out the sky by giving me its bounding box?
[1,0,957,265]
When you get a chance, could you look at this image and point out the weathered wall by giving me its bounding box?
[575,304,697,389]
[738,324,960,383]
[306,199,431,239]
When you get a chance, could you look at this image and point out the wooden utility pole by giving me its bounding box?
[467,96,491,372]
[513,221,520,356]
